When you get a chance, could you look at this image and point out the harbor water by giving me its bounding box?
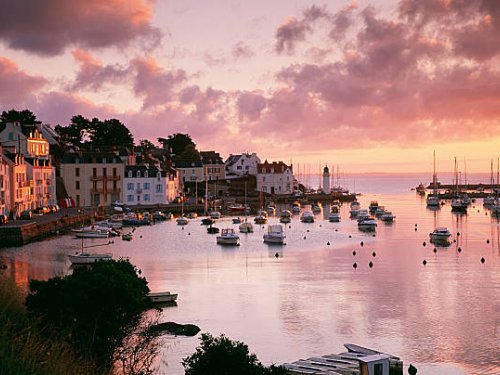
[1,173,499,375]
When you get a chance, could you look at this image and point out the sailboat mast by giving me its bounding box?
[433,150,437,195]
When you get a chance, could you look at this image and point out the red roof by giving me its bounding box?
[257,161,291,174]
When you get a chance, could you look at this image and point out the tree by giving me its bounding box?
[0,109,38,125]
[25,259,151,370]
[55,115,89,149]
[182,333,288,375]
[88,118,134,149]
[157,133,195,156]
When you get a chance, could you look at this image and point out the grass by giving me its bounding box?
[0,276,99,375]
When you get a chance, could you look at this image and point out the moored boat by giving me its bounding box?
[300,210,315,223]
[368,201,379,214]
[381,211,395,222]
[429,227,451,241]
[279,210,292,223]
[176,217,189,225]
[263,224,286,244]
[68,252,113,265]
[216,228,240,245]
[358,218,377,231]
[148,291,178,303]
[72,227,110,238]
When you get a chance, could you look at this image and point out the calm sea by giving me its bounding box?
[1,173,499,375]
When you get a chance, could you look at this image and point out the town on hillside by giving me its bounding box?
[0,109,353,223]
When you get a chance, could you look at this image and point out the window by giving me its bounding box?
[93,168,97,177]
[374,363,383,375]
[144,194,150,201]
[156,184,162,193]
[137,171,140,177]
[76,195,80,207]
[127,195,134,202]
[263,177,266,182]
[143,183,150,190]
[75,168,80,177]
[144,171,148,178]
[103,168,107,176]
[128,171,132,177]
[136,182,141,189]
[236,166,242,170]
[113,168,117,177]
[127,183,134,190]
[76,181,80,190]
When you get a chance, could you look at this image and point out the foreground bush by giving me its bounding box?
[183,333,288,375]
[25,259,151,370]
[0,276,95,375]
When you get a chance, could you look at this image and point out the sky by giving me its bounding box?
[0,0,499,173]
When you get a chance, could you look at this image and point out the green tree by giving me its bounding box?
[25,259,151,369]
[157,133,195,156]
[0,109,38,125]
[183,333,288,375]
[55,115,90,149]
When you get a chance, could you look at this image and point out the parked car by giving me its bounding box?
[0,214,8,225]
[19,210,33,220]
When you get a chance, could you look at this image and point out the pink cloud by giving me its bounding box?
[0,57,47,106]
[71,49,128,90]
[232,42,255,59]
[0,0,161,56]
[131,57,187,109]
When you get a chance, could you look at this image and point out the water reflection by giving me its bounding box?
[0,191,499,375]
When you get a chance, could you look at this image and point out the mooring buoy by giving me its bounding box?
[481,257,485,264]
[423,260,427,266]
[352,250,356,256]
[368,261,373,268]
[353,262,358,269]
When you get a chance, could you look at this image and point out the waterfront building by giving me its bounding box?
[256,160,294,195]
[25,157,56,208]
[2,152,33,218]
[200,151,225,181]
[123,165,179,206]
[171,158,204,191]
[60,153,124,208]
[322,165,330,193]
[0,122,50,160]
[225,153,261,179]
[0,146,10,217]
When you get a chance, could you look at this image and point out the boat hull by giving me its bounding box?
[68,253,112,265]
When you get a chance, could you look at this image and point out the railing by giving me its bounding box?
[108,175,121,181]
[90,175,103,181]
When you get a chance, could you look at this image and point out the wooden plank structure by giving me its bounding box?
[282,344,403,375]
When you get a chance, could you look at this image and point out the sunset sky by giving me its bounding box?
[0,0,499,173]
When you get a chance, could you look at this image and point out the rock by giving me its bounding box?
[149,322,201,337]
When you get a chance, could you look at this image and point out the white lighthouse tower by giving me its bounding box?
[322,165,330,194]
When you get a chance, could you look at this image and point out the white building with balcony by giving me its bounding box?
[25,157,56,208]
[2,152,33,218]
[0,146,10,217]
[124,165,178,206]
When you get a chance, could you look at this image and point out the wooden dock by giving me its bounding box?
[283,343,403,375]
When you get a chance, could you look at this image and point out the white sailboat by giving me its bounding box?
[426,151,440,207]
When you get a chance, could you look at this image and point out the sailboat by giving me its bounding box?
[490,158,500,217]
[176,194,189,225]
[426,151,440,207]
[239,182,254,233]
[68,212,113,265]
[484,160,496,206]
[451,157,467,212]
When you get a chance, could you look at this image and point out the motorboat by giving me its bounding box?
[358,218,377,231]
[279,210,292,224]
[72,226,110,239]
[349,201,360,217]
[153,211,169,221]
[239,219,254,233]
[357,209,370,221]
[300,210,315,223]
[148,291,178,303]
[380,211,395,222]
[232,217,242,224]
[122,233,133,241]
[216,228,240,245]
[254,210,268,224]
[239,220,254,233]
[451,197,468,212]
[426,195,440,207]
[210,211,221,219]
[483,195,496,206]
[186,212,198,219]
[430,227,451,241]
[95,218,123,229]
[228,204,247,214]
[201,217,215,225]
[207,225,220,234]
[176,217,189,225]
[263,224,286,244]
[368,201,379,214]
[266,205,276,215]
[312,203,322,214]
[375,206,386,217]
[68,252,112,265]
[291,201,301,213]
[328,212,341,222]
